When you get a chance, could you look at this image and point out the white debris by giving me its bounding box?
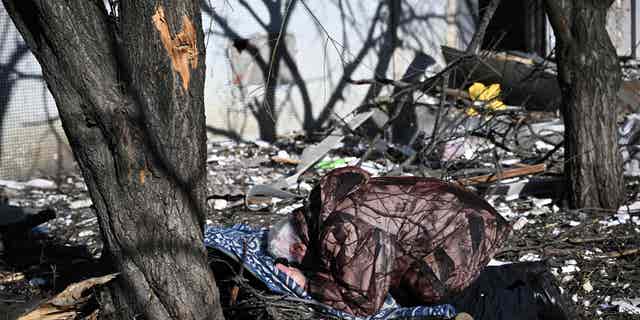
[504,180,527,201]
[487,259,512,266]
[532,198,552,208]
[216,141,235,148]
[76,217,98,227]
[568,220,581,227]
[571,294,579,303]
[441,137,488,161]
[0,180,25,190]
[607,202,640,226]
[616,212,631,224]
[518,253,541,262]
[213,199,228,210]
[582,279,593,293]
[352,160,384,177]
[276,150,290,159]
[250,176,267,185]
[618,201,640,213]
[69,199,93,209]
[529,205,551,216]
[46,194,68,203]
[254,140,271,148]
[25,179,57,190]
[535,140,555,151]
[273,203,303,216]
[487,197,517,220]
[583,250,595,260]
[207,154,226,163]
[612,299,640,315]
[599,209,638,227]
[501,159,521,166]
[78,230,94,237]
[512,217,529,231]
[298,181,313,192]
[75,181,88,191]
[561,265,580,274]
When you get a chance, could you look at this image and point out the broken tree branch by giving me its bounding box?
[466,0,502,55]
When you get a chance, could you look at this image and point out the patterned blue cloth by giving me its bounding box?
[204,224,456,319]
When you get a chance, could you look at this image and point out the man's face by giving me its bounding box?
[268,215,307,264]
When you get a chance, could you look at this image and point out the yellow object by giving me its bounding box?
[466,82,506,116]
[469,82,500,101]
[488,99,505,111]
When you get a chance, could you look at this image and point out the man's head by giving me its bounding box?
[267,215,307,264]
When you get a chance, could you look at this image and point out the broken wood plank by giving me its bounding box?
[457,163,546,185]
[19,273,118,320]
[598,248,640,259]
[270,156,302,165]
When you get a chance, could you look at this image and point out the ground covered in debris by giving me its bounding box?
[1,129,639,319]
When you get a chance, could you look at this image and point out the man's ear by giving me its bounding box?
[290,242,307,262]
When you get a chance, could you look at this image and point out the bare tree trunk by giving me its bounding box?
[2,1,224,319]
[544,0,624,210]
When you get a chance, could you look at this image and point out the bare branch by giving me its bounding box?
[466,0,501,54]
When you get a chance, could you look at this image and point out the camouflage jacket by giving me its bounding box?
[288,166,511,316]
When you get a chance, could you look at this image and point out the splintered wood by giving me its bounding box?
[457,163,546,185]
[152,6,198,91]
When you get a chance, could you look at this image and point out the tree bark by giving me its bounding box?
[2,1,224,319]
[544,0,624,210]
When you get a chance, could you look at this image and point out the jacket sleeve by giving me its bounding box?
[306,212,396,317]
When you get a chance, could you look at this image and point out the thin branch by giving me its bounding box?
[466,0,501,54]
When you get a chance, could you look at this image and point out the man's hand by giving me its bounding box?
[276,263,307,289]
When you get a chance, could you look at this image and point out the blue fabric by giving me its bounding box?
[204,224,456,320]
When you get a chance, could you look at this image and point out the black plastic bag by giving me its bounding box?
[446,261,574,320]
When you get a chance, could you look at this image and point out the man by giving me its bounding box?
[268,166,511,317]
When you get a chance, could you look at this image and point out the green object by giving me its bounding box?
[314,158,348,170]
